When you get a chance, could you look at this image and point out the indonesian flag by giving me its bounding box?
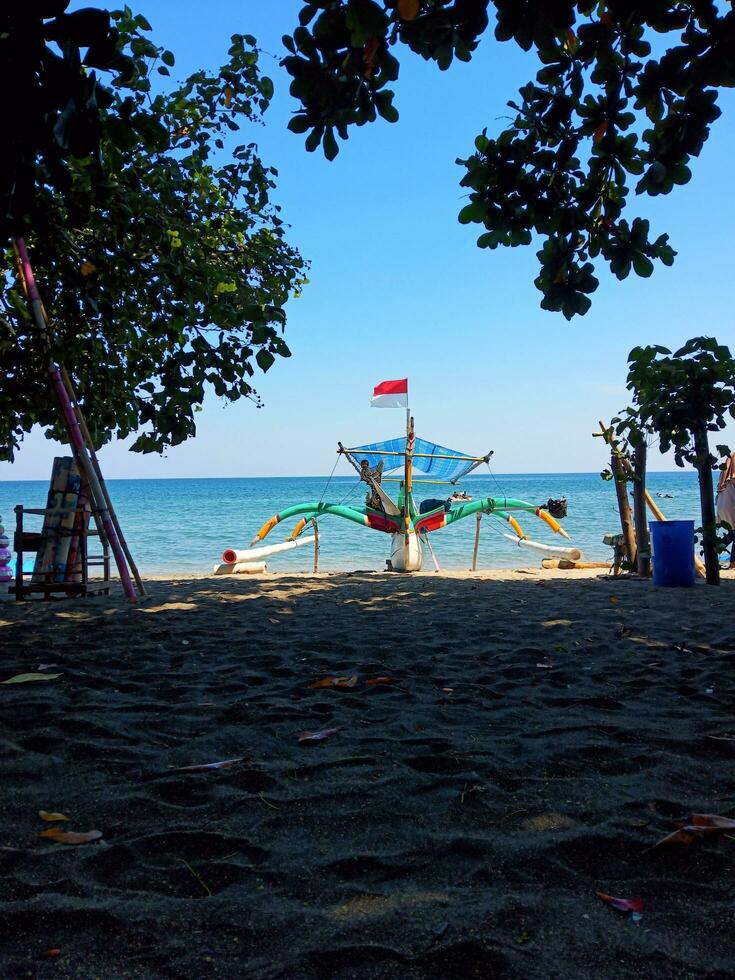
[371,378,408,408]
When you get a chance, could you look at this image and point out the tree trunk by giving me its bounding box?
[693,426,720,586]
[611,451,636,567]
[633,442,651,577]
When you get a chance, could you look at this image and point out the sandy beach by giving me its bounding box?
[2,567,735,978]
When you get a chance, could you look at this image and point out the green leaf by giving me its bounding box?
[322,127,338,161]
[458,201,485,224]
[632,253,654,277]
[256,349,275,372]
[304,126,322,153]
[288,115,311,134]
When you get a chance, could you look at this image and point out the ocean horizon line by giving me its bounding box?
[0,469,696,484]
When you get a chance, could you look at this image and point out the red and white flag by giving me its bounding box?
[370,378,408,408]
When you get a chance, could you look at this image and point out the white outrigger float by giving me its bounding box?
[220,403,580,573]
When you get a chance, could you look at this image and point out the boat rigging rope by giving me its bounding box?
[317,454,340,508]
[485,461,509,500]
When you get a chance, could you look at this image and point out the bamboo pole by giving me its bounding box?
[13,238,137,602]
[59,365,146,595]
[404,412,414,569]
[311,518,319,573]
[471,512,481,571]
[342,449,486,462]
[633,442,651,577]
[423,530,441,572]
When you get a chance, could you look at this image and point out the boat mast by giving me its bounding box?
[404,407,414,563]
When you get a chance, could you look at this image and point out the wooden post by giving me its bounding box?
[693,425,720,585]
[404,412,414,568]
[472,512,481,571]
[611,450,637,567]
[311,518,319,573]
[596,422,636,568]
[633,441,651,577]
[14,505,23,601]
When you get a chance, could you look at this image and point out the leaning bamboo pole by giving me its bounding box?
[59,365,146,596]
[13,238,137,602]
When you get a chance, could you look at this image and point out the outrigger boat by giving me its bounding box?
[249,411,579,572]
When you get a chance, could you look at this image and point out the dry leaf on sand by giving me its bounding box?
[310,675,358,689]
[165,757,246,775]
[596,891,644,914]
[38,829,102,845]
[2,673,61,685]
[652,812,735,847]
[298,726,342,743]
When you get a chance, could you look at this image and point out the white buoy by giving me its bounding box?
[222,535,315,565]
[502,533,582,563]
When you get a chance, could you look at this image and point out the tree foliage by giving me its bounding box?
[613,337,735,583]
[284,0,733,318]
[0,4,306,459]
[619,337,735,467]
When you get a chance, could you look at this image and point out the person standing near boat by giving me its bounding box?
[716,452,735,569]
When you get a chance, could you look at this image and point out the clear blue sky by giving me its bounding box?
[3,0,734,480]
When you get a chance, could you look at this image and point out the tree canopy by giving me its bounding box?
[0,4,306,459]
[284,0,733,318]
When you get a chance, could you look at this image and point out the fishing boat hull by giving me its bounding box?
[389,531,423,572]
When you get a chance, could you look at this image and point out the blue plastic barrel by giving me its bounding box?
[649,520,695,587]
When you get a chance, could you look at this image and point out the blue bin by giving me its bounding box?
[649,520,695,587]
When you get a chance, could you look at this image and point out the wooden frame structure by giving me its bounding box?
[12,237,144,602]
[10,504,110,601]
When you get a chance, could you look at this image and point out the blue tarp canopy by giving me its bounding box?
[347,437,486,484]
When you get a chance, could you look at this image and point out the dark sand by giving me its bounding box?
[2,569,735,979]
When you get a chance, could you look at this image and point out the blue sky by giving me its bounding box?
[3,0,733,479]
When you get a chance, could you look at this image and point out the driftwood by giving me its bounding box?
[541,559,611,570]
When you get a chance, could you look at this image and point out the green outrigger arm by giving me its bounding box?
[251,501,401,545]
[413,496,559,535]
[252,495,568,545]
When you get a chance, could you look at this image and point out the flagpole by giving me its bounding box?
[404,406,414,568]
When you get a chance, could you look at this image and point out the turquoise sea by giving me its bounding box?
[0,471,704,577]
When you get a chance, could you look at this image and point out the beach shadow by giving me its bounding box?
[1,571,735,977]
